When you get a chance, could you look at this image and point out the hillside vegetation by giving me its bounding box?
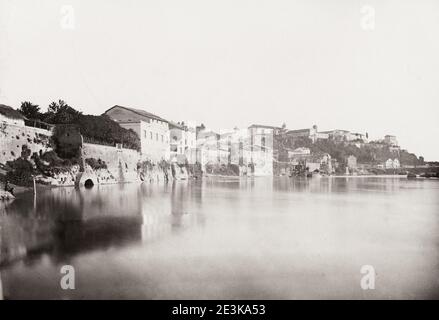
[275,136,421,166]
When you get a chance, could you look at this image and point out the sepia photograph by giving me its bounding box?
[0,0,439,307]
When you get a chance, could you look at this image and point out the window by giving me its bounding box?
[161,135,164,142]
[156,133,158,141]
[144,130,146,138]
[150,132,153,139]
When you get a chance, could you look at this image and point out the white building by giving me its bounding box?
[385,158,400,169]
[195,125,274,176]
[196,130,221,168]
[105,105,170,161]
[348,132,368,142]
[288,147,311,157]
[169,121,197,163]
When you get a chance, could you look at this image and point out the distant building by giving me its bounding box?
[285,125,327,142]
[288,147,311,158]
[195,125,274,176]
[169,121,196,163]
[348,132,368,142]
[385,158,400,169]
[104,105,170,161]
[286,128,315,139]
[384,135,398,146]
[247,125,274,176]
[196,130,221,168]
[347,155,357,169]
[320,129,351,142]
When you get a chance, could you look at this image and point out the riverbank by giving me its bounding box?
[0,190,15,201]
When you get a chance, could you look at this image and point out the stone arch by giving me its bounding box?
[84,179,94,188]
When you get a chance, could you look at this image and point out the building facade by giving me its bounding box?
[169,121,196,163]
[384,135,398,146]
[105,105,170,161]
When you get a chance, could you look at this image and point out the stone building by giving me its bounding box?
[284,125,332,143]
[384,135,398,146]
[105,105,170,161]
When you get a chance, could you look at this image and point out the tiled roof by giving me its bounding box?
[105,105,168,123]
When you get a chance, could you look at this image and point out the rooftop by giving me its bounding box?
[105,105,168,123]
[248,124,281,130]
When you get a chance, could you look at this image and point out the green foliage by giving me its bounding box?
[40,150,78,167]
[18,101,42,120]
[23,99,142,151]
[5,158,35,187]
[85,158,107,170]
[43,100,82,124]
[77,115,140,150]
[274,135,422,166]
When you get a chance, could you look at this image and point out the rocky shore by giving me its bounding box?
[0,190,15,201]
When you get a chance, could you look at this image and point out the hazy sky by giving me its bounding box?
[1,0,438,160]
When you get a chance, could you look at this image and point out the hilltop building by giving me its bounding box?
[104,105,170,161]
[285,125,329,142]
[384,135,398,146]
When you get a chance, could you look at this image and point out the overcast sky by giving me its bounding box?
[1,0,438,160]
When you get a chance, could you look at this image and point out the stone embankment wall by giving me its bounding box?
[0,122,53,165]
[82,143,140,183]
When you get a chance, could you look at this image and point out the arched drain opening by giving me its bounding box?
[84,179,94,188]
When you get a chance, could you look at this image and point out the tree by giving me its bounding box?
[18,101,42,120]
[43,99,82,124]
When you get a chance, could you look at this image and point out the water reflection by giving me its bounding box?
[0,181,208,267]
[1,177,439,299]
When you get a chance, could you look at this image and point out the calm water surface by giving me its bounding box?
[1,177,438,299]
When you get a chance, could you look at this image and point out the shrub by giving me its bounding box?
[85,158,107,170]
[5,158,35,186]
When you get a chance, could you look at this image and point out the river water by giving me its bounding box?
[0,176,438,299]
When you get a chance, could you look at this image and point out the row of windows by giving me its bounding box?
[143,130,167,143]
